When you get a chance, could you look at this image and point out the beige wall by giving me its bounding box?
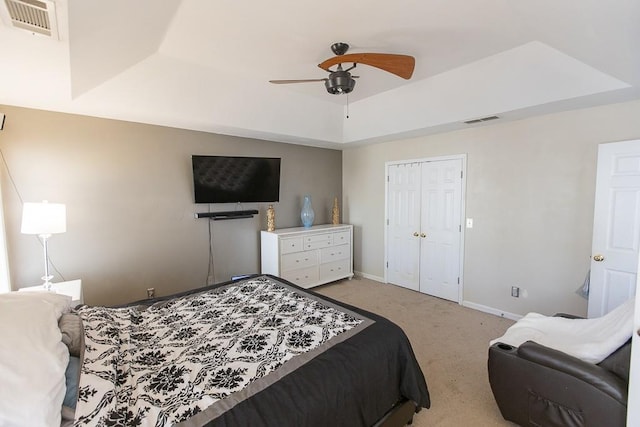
[0,105,342,306]
[343,100,640,317]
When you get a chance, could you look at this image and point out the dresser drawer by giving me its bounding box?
[319,259,351,279]
[281,237,304,254]
[332,231,350,246]
[282,266,319,287]
[319,244,350,263]
[282,251,317,271]
[304,233,333,250]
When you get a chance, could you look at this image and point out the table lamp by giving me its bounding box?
[20,201,66,291]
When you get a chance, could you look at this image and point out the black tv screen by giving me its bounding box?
[192,155,281,203]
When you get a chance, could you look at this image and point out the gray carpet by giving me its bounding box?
[315,276,517,426]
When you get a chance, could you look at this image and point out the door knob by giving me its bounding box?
[420,233,426,238]
[593,254,605,262]
[413,232,419,237]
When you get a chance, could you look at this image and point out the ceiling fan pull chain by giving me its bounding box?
[346,93,350,119]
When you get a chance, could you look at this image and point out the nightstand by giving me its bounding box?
[19,279,83,307]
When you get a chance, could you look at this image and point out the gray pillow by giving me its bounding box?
[58,313,83,357]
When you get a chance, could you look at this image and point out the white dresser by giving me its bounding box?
[261,224,353,288]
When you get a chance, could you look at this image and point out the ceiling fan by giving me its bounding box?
[269,42,415,95]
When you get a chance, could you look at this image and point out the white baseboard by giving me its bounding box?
[462,300,522,321]
[354,271,385,283]
[355,272,522,321]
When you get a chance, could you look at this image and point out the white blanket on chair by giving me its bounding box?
[490,298,635,364]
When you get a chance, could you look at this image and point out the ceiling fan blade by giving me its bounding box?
[269,78,327,84]
[318,53,415,79]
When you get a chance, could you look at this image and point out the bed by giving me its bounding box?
[1,274,430,427]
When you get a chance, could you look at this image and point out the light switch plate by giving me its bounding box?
[466,218,473,228]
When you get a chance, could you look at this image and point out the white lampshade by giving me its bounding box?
[21,202,66,235]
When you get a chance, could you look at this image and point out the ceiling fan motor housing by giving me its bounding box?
[325,70,356,94]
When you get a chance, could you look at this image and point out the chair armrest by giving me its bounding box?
[517,341,627,403]
[554,313,582,319]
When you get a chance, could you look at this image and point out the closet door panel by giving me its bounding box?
[419,160,462,302]
[387,163,421,291]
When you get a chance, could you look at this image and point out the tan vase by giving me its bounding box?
[267,204,275,231]
[332,197,340,225]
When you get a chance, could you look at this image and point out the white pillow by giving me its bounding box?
[0,292,72,427]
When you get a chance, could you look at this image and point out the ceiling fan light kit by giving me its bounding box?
[269,42,415,95]
[325,69,356,94]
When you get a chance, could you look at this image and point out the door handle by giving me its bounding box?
[420,233,426,238]
[413,232,419,237]
[593,254,605,262]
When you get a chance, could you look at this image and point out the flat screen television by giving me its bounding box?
[192,155,281,203]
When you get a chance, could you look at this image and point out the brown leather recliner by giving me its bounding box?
[488,314,631,427]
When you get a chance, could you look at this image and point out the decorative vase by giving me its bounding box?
[300,195,315,228]
[332,197,340,225]
[266,204,275,231]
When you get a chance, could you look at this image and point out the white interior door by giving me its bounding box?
[588,139,640,317]
[419,159,463,301]
[386,163,421,291]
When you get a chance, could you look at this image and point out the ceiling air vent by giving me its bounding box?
[464,115,500,125]
[0,0,58,39]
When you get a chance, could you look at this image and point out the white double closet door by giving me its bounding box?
[385,156,465,302]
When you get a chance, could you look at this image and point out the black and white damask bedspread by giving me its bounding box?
[74,276,374,426]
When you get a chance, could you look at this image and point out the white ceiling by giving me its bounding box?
[1,0,639,148]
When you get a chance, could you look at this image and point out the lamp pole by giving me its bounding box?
[39,233,54,290]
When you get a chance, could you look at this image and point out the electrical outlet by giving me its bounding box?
[511,286,520,298]
[147,288,155,299]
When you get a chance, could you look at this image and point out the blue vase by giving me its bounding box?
[300,195,315,228]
